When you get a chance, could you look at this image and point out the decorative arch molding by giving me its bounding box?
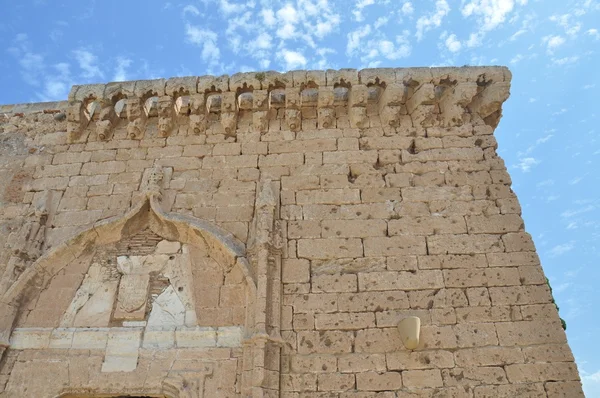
[0,171,255,347]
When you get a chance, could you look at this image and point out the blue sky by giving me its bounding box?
[1,0,599,394]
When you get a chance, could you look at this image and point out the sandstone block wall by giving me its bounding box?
[0,67,584,397]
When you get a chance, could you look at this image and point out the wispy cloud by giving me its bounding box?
[185,24,220,66]
[461,0,527,46]
[352,0,375,22]
[72,49,104,79]
[444,33,462,52]
[582,369,600,397]
[279,49,307,70]
[515,157,540,172]
[113,57,132,82]
[561,205,595,219]
[416,0,450,41]
[548,241,575,257]
[543,35,566,54]
[182,4,200,16]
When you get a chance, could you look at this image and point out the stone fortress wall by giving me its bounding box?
[0,66,584,397]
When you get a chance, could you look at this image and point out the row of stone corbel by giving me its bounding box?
[66,67,511,142]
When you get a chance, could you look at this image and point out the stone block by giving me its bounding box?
[356,371,403,391]
[317,373,355,391]
[297,238,363,259]
[496,320,567,346]
[72,328,109,349]
[142,328,175,349]
[402,369,443,388]
[175,326,216,348]
[386,350,455,370]
[363,236,427,257]
[338,354,387,373]
[297,331,353,354]
[358,270,444,291]
[466,215,524,234]
[321,220,387,238]
[314,312,375,330]
[9,328,52,349]
[217,326,242,347]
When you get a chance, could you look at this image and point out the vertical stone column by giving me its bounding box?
[243,180,283,398]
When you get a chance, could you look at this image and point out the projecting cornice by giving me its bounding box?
[58,67,510,142]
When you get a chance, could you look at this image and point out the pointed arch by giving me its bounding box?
[0,195,255,309]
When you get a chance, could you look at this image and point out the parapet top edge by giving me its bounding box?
[67,66,511,104]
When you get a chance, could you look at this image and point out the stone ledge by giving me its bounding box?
[67,67,512,102]
[9,326,243,350]
[0,100,67,114]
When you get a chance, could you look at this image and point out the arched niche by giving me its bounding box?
[0,194,256,340]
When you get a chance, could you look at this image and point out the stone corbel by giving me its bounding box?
[67,101,86,142]
[96,104,118,140]
[467,81,511,127]
[317,86,335,129]
[437,82,478,127]
[162,364,214,398]
[126,97,146,140]
[221,92,237,136]
[285,87,301,132]
[406,82,437,128]
[378,83,408,131]
[158,96,175,137]
[349,84,369,129]
[189,94,207,134]
[253,90,269,133]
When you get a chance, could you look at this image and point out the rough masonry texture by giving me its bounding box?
[0,66,584,397]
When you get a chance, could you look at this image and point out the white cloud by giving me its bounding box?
[113,57,132,82]
[510,54,524,64]
[374,16,389,29]
[276,4,299,39]
[402,2,414,15]
[247,32,272,51]
[315,13,341,38]
[416,0,450,40]
[182,4,200,16]
[515,157,540,172]
[347,24,372,55]
[462,0,522,31]
[461,0,527,46]
[218,0,251,14]
[185,24,220,65]
[587,28,600,39]
[582,369,600,397]
[72,49,103,79]
[353,0,375,22]
[550,13,582,37]
[536,179,554,188]
[261,8,276,26]
[445,33,462,52]
[543,35,566,53]
[561,205,595,219]
[348,26,411,62]
[569,176,584,185]
[280,49,307,70]
[552,56,579,65]
[548,242,575,257]
[7,33,76,101]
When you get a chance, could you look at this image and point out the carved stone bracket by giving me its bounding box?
[65,67,512,142]
[162,364,214,398]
